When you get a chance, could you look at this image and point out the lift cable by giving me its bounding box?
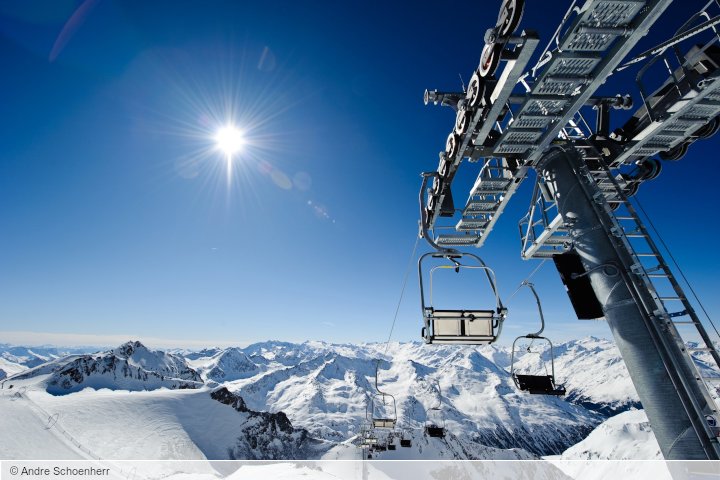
[504,259,548,307]
[632,195,720,339]
[382,233,421,357]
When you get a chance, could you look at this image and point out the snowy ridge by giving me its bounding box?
[189,347,260,382]
[13,341,203,394]
[5,335,715,460]
[224,341,600,456]
[559,409,661,460]
[209,387,324,459]
[1,342,329,460]
[0,357,26,380]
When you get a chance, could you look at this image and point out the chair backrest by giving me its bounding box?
[431,309,495,338]
[373,418,396,429]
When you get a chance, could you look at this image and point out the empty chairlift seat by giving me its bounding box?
[509,282,567,396]
[372,418,396,429]
[426,309,497,344]
[419,252,507,345]
[513,374,566,396]
[424,424,445,438]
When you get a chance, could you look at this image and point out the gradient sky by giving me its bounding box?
[0,0,718,348]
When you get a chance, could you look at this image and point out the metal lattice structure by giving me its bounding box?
[419,0,720,460]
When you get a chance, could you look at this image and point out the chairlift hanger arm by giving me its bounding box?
[521,281,545,337]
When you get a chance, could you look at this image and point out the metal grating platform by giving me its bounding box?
[456,219,489,231]
[464,201,498,214]
[435,234,481,246]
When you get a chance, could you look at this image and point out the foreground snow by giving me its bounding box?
[559,409,661,460]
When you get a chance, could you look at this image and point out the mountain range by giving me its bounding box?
[1,336,717,461]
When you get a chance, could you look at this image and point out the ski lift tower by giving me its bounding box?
[420,0,720,459]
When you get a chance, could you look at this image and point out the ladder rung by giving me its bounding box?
[645,265,666,273]
[647,273,669,278]
[636,253,659,257]
[615,216,634,220]
[702,376,720,382]
[689,347,714,351]
[661,296,685,301]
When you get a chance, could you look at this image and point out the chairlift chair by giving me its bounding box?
[371,361,398,430]
[359,420,378,447]
[423,380,446,438]
[419,251,507,345]
[509,282,566,396]
[424,414,446,438]
[398,427,412,447]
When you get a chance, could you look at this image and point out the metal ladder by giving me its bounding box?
[582,147,720,442]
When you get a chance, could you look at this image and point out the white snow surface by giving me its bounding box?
[0,357,26,379]
[559,409,661,460]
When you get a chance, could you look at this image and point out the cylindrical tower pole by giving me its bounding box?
[538,146,718,459]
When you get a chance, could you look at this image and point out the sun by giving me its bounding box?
[214,125,246,157]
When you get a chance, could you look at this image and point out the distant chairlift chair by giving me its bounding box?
[419,251,507,345]
[359,419,378,448]
[510,282,566,396]
[424,381,446,438]
[371,361,398,430]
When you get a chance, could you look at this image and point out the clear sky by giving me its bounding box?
[0,0,718,348]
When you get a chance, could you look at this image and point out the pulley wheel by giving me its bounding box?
[625,181,640,197]
[659,141,689,161]
[497,0,525,37]
[695,116,720,139]
[636,157,662,181]
[466,71,485,109]
[446,132,460,159]
[479,43,501,78]
[455,108,472,136]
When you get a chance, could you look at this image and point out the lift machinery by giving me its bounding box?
[419,0,720,460]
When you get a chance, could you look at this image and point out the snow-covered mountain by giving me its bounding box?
[12,341,203,394]
[0,357,26,380]
[558,409,661,460]
[188,347,260,382]
[209,387,323,459]
[217,341,600,456]
[1,342,328,460]
[3,336,717,461]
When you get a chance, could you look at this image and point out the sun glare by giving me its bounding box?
[215,125,246,157]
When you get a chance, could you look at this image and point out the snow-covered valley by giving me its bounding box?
[1,337,717,462]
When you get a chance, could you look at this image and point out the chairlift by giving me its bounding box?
[509,282,566,396]
[419,251,507,345]
[398,427,412,447]
[423,380,446,438]
[359,420,378,447]
[371,361,397,429]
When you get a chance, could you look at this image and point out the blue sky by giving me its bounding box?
[0,0,718,348]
